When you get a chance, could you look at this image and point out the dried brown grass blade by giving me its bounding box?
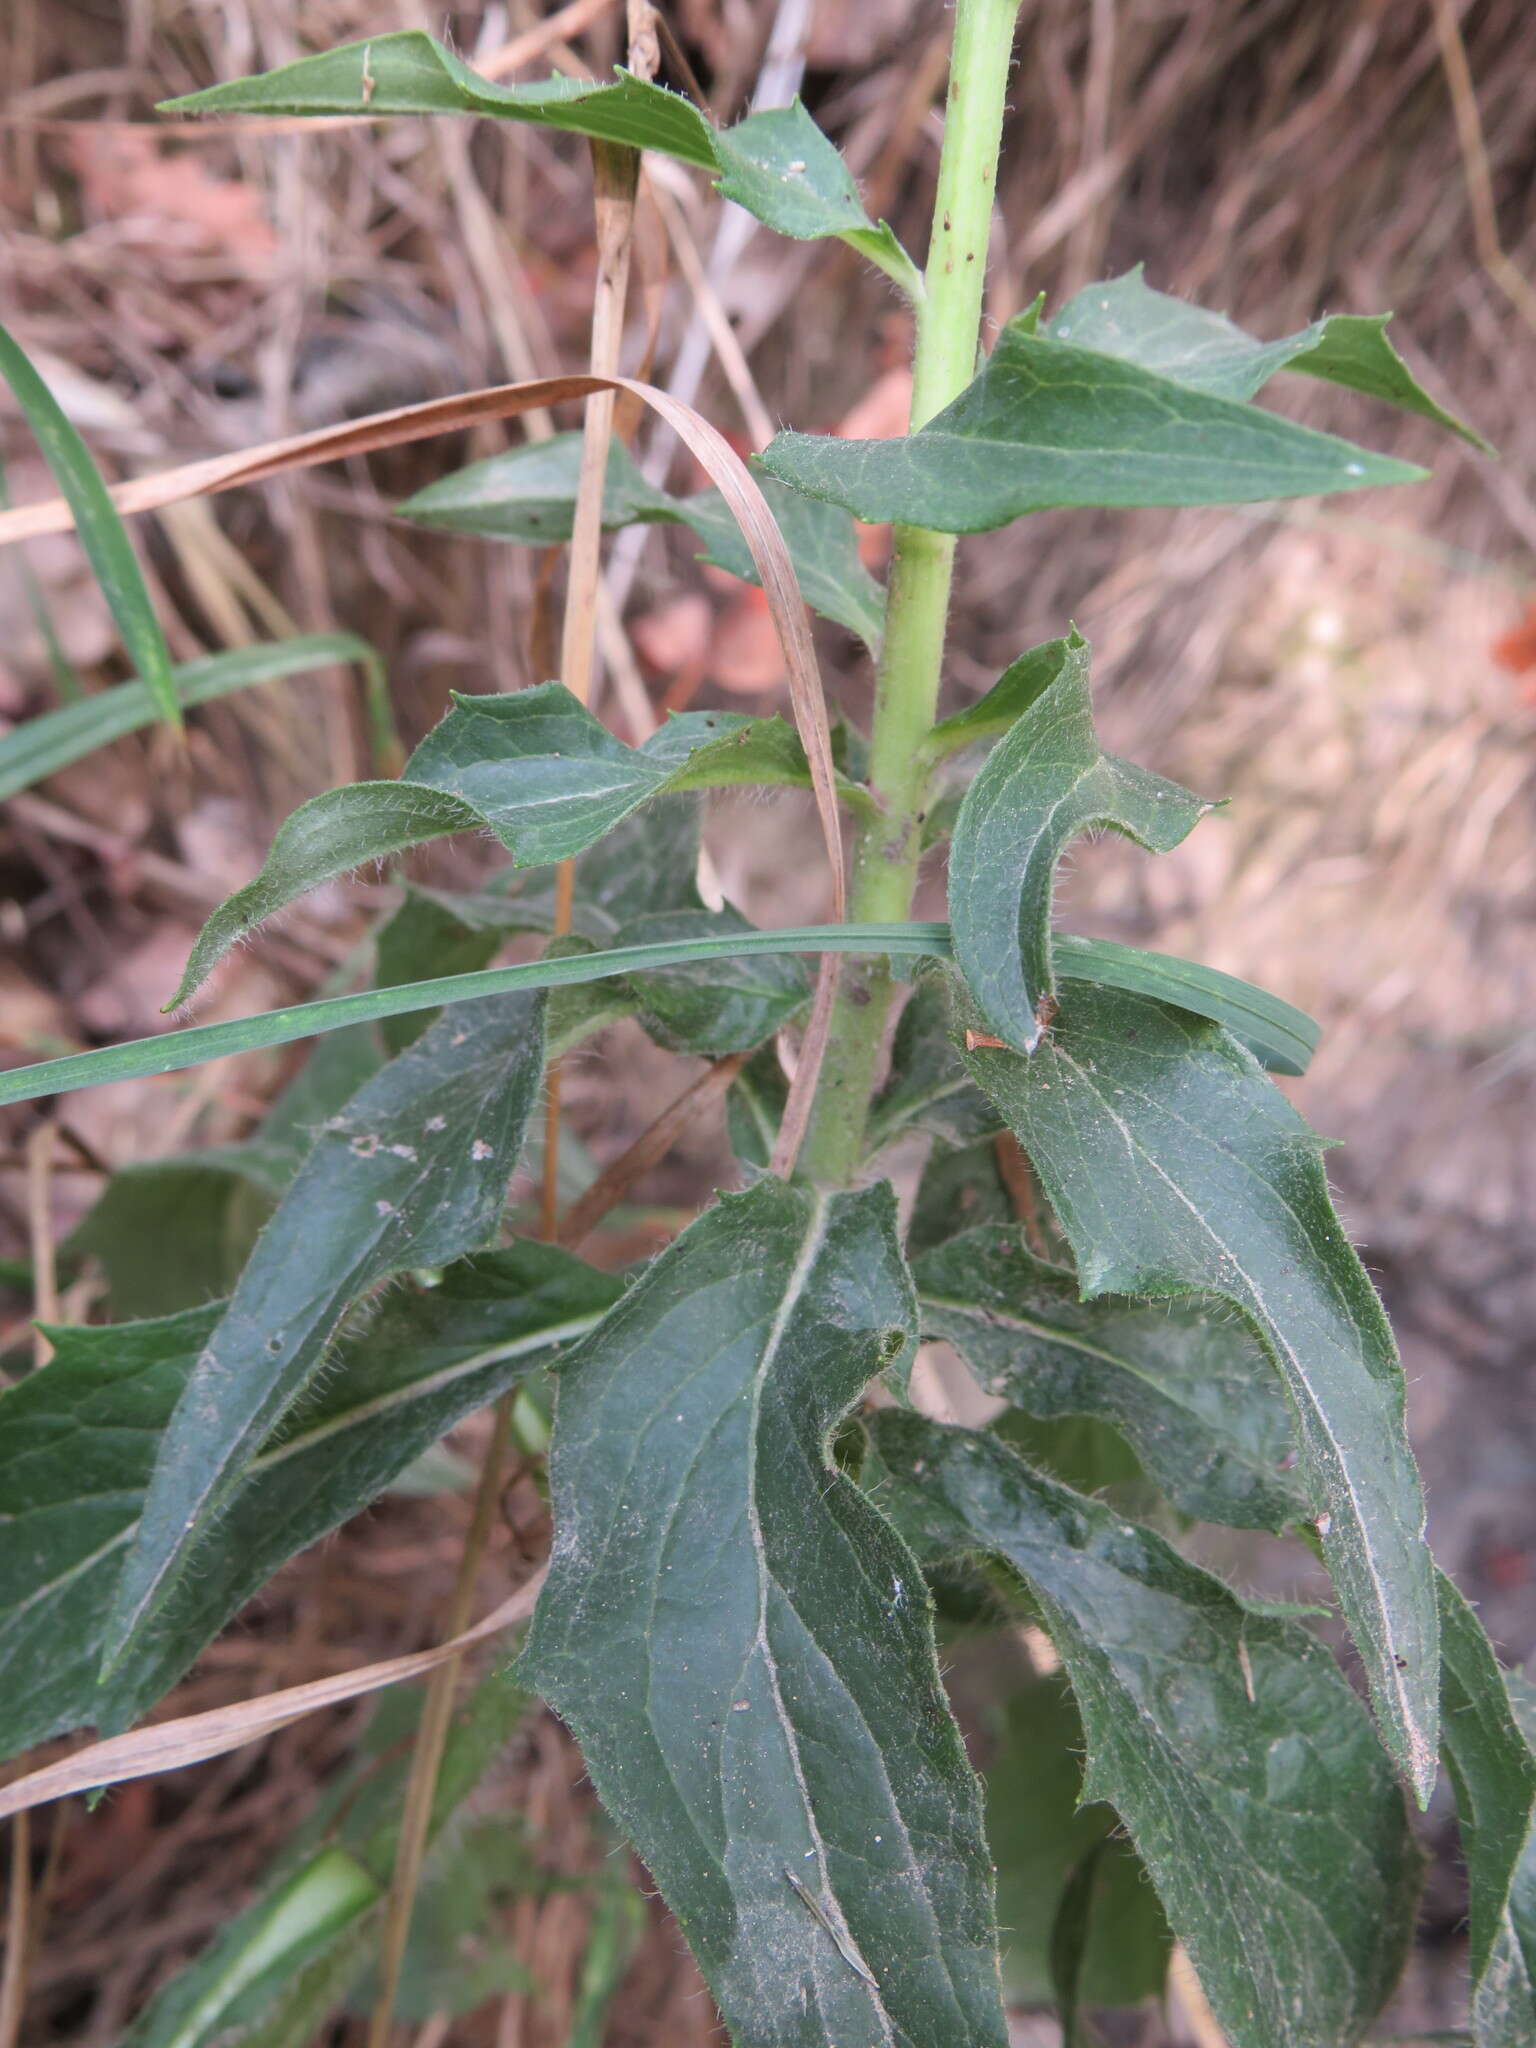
[0,373,845,919]
[0,1813,29,2048]
[768,955,841,1179]
[1432,0,1536,337]
[0,1571,545,1822]
[542,136,644,1243]
[559,1051,749,1249]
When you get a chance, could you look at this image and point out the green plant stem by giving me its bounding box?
[799,0,1021,1184]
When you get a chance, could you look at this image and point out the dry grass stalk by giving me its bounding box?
[0,1814,28,2048]
[543,130,645,1241]
[1431,0,1536,335]
[0,1570,547,1826]
[559,1050,750,1251]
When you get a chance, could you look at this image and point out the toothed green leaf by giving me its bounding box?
[161,34,917,291]
[962,980,1439,1801]
[0,1238,615,1760]
[170,685,855,1007]
[762,312,1428,532]
[1047,267,1487,449]
[912,1225,1310,1530]
[103,991,547,1672]
[1437,1575,1536,2046]
[399,432,886,649]
[522,1179,1009,2048]
[871,1415,1421,2048]
[947,634,1211,1048]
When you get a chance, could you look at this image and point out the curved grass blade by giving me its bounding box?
[1056,935,1318,1077]
[0,633,380,803]
[0,925,955,1111]
[0,319,179,728]
[119,1665,529,2048]
[0,368,851,929]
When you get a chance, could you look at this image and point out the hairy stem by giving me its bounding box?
[799,0,1021,1183]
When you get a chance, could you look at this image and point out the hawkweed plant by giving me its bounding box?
[1,6,1531,2047]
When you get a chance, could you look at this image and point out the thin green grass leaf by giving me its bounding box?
[0,633,380,803]
[0,925,955,1110]
[0,319,179,727]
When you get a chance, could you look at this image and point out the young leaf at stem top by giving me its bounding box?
[1044,267,1486,449]
[160,32,920,295]
[870,1414,1422,2048]
[103,990,548,1673]
[761,282,1451,530]
[962,980,1440,1802]
[521,1178,1010,2048]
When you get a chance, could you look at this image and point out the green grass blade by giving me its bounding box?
[1055,934,1319,1077]
[0,320,180,728]
[0,451,83,704]
[0,633,381,803]
[0,924,956,1108]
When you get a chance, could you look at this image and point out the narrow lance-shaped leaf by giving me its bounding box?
[161,33,919,294]
[522,1179,1009,2048]
[0,632,381,804]
[103,990,548,1671]
[1437,1574,1536,2046]
[947,632,1212,1048]
[870,947,1319,1157]
[912,1225,1311,1531]
[870,1414,1422,2048]
[170,684,863,1007]
[0,319,180,727]
[399,431,886,650]
[1045,266,1486,449]
[962,979,1440,1799]
[372,799,708,1050]
[762,313,1427,532]
[0,1241,614,1760]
